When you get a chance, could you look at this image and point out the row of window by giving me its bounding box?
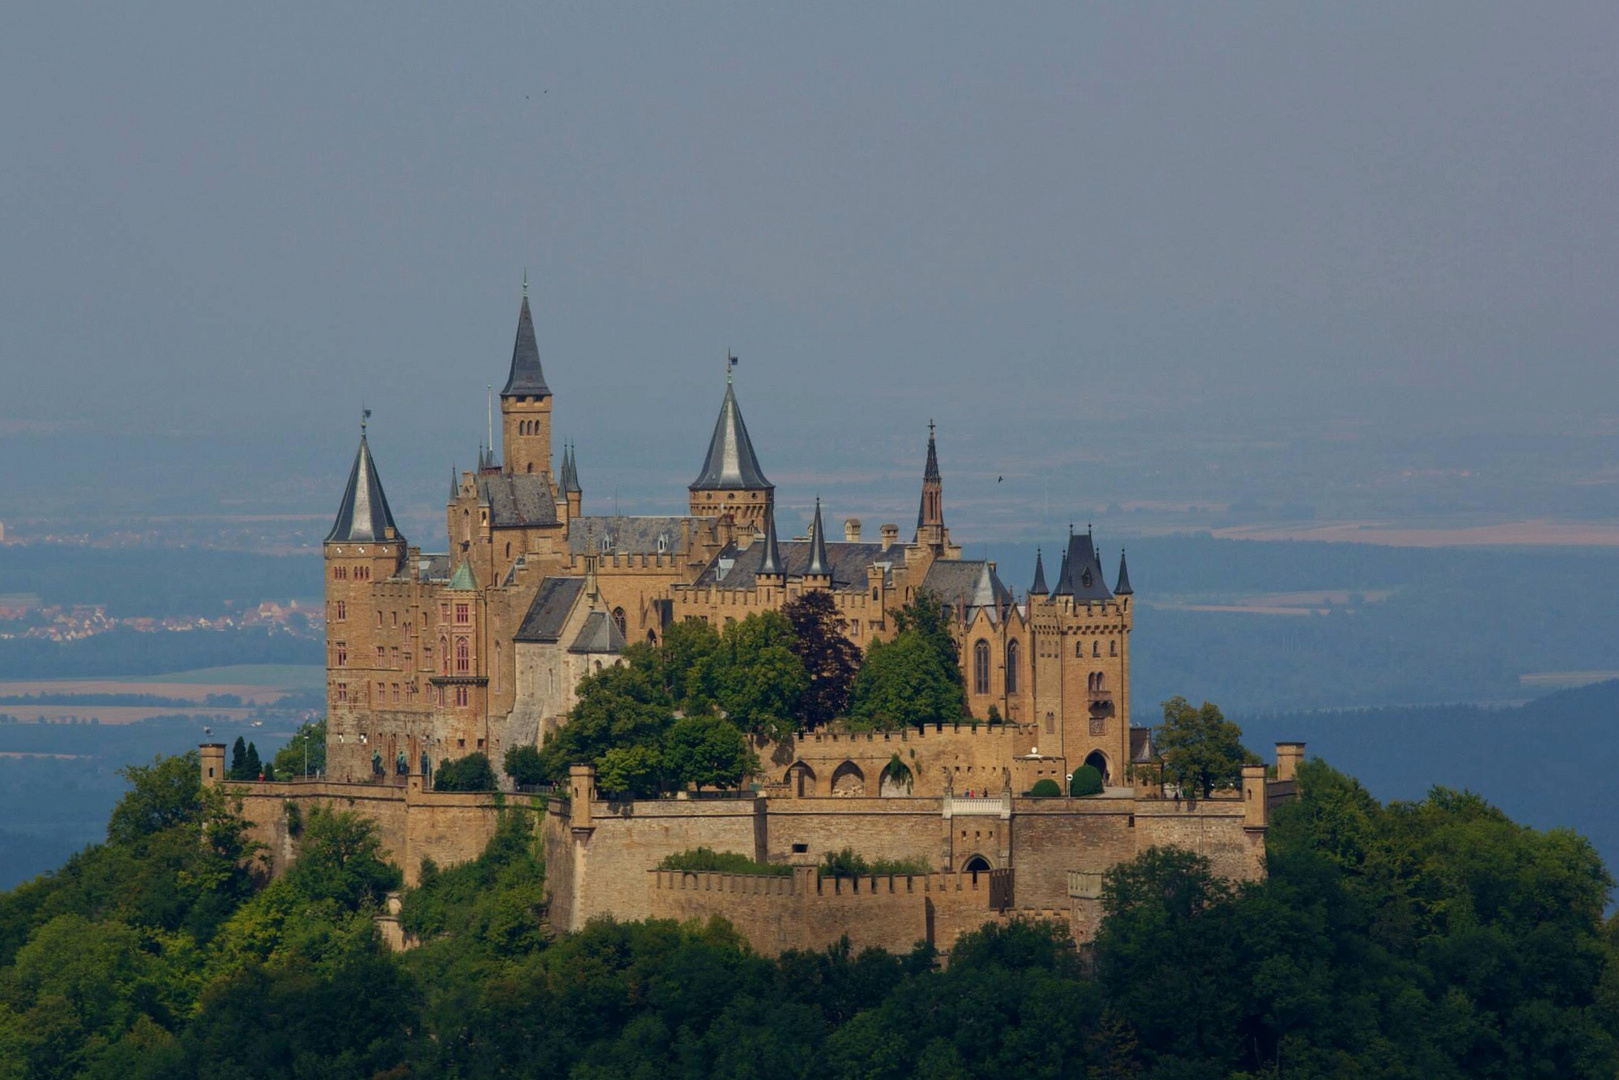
[330,682,471,708]
[969,639,1117,696]
[331,565,372,581]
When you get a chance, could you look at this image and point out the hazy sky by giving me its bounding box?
[2,3,1615,540]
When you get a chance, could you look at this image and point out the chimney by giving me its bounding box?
[880,523,898,551]
[844,518,862,543]
[1275,742,1305,782]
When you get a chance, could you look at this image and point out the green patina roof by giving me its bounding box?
[448,560,477,591]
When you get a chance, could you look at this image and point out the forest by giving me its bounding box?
[2,735,1618,1077]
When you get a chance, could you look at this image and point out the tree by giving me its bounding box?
[847,630,966,730]
[244,742,262,781]
[596,744,664,798]
[1154,696,1258,798]
[889,588,962,689]
[434,753,497,792]
[1069,765,1103,797]
[503,743,546,788]
[106,750,201,846]
[664,714,755,792]
[783,591,861,727]
[283,806,402,910]
[271,717,326,778]
[537,652,675,783]
[702,611,806,741]
[228,736,248,781]
[657,617,722,710]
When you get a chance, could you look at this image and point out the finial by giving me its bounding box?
[1088,522,1093,536]
[522,268,528,298]
[928,417,935,437]
[361,405,370,434]
[726,349,738,385]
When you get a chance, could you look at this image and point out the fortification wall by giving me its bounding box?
[762,797,945,866]
[220,777,504,887]
[646,867,1013,956]
[764,725,1026,798]
[544,796,765,931]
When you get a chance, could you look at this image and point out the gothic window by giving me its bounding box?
[455,637,470,675]
[972,640,990,695]
[335,683,348,703]
[1075,641,1083,658]
[454,685,469,707]
[392,683,400,703]
[1093,640,1100,657]
[334,600,346,621]
[375,645,385,663]
[455,603,470,624]
[462,510,471,543]
[439,637,448,675]
[1044,711,1054,735]
[1005,640,1019,694]
[1110,639,1117,656]
[612,608,627,638]
[335,642,347,667]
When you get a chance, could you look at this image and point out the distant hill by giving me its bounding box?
[1237,679,1619,872]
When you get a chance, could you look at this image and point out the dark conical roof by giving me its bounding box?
[1115,548,1133,595]
[1030,548,1048,597]
[806,498,830,576]
[758,503,784,576]
[326,432,401,544]
[1052,530,1113,601]
[923,422,940,482]
[500,294,550,398]
[449,465,459,503]
[560,443,582,494]
[690,383,772,491]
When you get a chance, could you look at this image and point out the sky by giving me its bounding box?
[1,2,1616,546]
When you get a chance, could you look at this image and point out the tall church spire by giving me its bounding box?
[501,292,550,398]
[914,420,946,548]
[326,423,401,544]
[806,497,830,580]
[688,376,773,526]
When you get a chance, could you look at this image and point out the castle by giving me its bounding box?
[211,284,1303,956]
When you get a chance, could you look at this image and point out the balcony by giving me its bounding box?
[1087,689,1114,715]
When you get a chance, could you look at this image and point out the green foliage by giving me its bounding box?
[847,628,967,730]
[270,717,326,779]
[657,847,793,876]
[1155,695,1260,797]
[783,590,862,727]
[434,752,497,792]
[502,743,545,787]
[243,741,261,780]
[1028,778,1061,797]
[656,617,721,709]
[820,847,932,878]
[1069,764,1103,796]
[228,736,247,780]
[664,714,757,791]
[596,744,664,798]
[106,750,201,846]
[399,809,545,956]
[536,648,676,784]
[702,610,806,741]
[282,806,402,911]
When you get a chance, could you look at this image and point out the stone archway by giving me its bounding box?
[879,756,914,797]
[963,854,992,876]
[1085,750,1111,786]
[785,761,817,797]
[830,760,865,797]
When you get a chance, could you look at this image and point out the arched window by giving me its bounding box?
[972,640,990,695]
[462,510,471,543]
[1004,640,1019,695]
[1075,641,1083,658]
[455,637,470,675]
[1093,641,1100,657]
[1110,639,1117,656]
[612,607,627,638]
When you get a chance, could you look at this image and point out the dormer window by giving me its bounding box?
[599,535,613,553]
[656,534,670,554]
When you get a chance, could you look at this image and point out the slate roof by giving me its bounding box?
[567,515,700,556]
[1115,549,1133,596]
[1052,532,1113,602]
[500,295,550,398]
[1029,548,1048,597]
[757,507,783,576]
[514,577,586,643]
[560,443,581,494]
[414,553,452,583]
[690,384,772,491]
[569,610,626,654]
[806,499,830,576]
[477,473,560,528]
[326,434,402,544]
[1130,726,1156,764]
[691,539,890,592]
[921,560,1014,621]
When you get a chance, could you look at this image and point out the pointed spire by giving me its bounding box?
[448,559,477,591]
[806,498,830,578]
[449,464,459,503]
[1115,548,1133,596]
[1030,547,1048,597]
[757,502,783,578]
[690,382,772,492]
[560,442,582,493]
[924,419,940,482]
[326,427,401,544]
[500,286,550,398]
[1052,542,1071,597]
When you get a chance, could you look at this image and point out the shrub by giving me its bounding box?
[658,847,792,876]
[1069,765,1103,797]
[434,753,497,792]
[820,847,931,878]
[503,744,546,787]
[1029,778,1062,798]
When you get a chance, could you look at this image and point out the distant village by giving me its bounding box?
[0,597,323,643]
